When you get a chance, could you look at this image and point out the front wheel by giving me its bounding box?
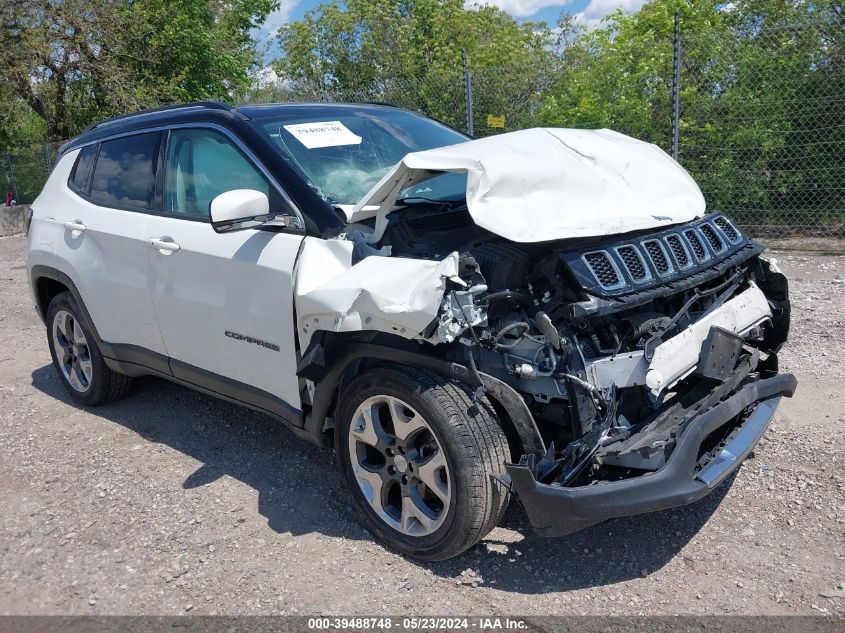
[335,366,510,561]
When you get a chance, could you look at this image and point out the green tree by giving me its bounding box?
[0,93,49,203]
[539,0,724,146]
[0,0,277,140]
[541,0,844,228]
[273,0,556,131]
[690,0,845,227]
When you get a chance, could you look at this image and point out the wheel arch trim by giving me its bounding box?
[30,265,113,355]
[300,338,545,457]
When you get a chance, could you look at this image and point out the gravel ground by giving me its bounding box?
[0,234,843,616]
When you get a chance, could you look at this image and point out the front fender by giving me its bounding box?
[298,335,544,457]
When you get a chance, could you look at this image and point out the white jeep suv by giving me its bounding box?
[27,101,795,560]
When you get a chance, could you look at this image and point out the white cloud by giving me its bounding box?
[252,66,280,89]
[466,1,574,18]
[574,0,647,29]
[253,0,299,41]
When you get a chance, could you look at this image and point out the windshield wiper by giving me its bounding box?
[396,196,465,208]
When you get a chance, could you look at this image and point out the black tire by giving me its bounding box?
[335,365,510,561]
[46,291,132,405]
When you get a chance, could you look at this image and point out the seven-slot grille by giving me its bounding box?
[583,251,623,289]
[580,216,742,291]
[642,239,673,275]
[665,234,691,268]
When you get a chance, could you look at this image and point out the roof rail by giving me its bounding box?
[80,101,242,135]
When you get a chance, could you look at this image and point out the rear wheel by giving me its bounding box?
[46,291,132,405]
[335,366,510,561]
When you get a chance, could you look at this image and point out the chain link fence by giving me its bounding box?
[677,16,844,238]
[2,143,52,206]
[6,12,842,239]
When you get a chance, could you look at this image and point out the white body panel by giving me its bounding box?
[294,237,459,350]
[31,150,167,355]
[351,128,706,243]
[26,159,62,307]
[144,216,304,408]
[585,284,772,395]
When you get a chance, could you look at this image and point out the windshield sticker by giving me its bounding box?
[283,121,363,149]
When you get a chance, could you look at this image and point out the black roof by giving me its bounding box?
[235,101,406,119]
[64,102,237,152]
[63,101,407,153]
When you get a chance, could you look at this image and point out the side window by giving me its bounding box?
[89,132,162,211]
[69,144,97,193]
[164,128,271,219]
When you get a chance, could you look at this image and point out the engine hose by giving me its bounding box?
[481,290,533,305]
[451,290,486,402]
[558,372,608,411]
[559,372,600,396]
[493,321,531,349]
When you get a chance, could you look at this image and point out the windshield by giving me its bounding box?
[252,105,469,205]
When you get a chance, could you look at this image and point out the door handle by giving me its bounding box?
[63,220,86,236]
[149,237,181,254]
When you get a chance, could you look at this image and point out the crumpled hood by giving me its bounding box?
[348,128,706,243]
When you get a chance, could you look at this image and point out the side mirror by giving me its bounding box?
[209,189,303,233]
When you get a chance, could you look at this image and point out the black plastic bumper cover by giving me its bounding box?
[506,373,797,537]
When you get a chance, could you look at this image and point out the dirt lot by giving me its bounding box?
[0,233,843,616]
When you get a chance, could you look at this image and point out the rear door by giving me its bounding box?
[52,133,169,370]
[144,125,305,419]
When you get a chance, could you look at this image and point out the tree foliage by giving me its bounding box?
[539,0,844,226]
[0,0,277,140]
[1,0,841,226]
[272,0,556,127]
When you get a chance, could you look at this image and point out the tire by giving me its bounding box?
[335,365,510,561]
[46,291,132,405]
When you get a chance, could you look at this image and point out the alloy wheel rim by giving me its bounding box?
[52,310,93,393]
[348,395,451,537]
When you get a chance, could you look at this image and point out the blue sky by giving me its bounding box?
[253,0,649,44]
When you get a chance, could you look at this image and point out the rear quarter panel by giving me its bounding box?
[26,152,76,313]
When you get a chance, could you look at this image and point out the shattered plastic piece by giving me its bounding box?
[534,312,560,349]
[348,128,706,243]
[294,237,460,349]
[427,284,487,344]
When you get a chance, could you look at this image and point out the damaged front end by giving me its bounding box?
[423,216,793,537]
[451,216,796,537]
[296,209,795,537]
[293,127,795,537]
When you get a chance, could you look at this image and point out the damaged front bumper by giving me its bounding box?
[505,373,797,537]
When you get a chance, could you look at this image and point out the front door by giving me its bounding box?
[144,126,305,419]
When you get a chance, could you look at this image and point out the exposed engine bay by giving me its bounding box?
[372,206,791,489]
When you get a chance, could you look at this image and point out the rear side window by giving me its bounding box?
[89,133,162,211]
[69,144,98,193]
